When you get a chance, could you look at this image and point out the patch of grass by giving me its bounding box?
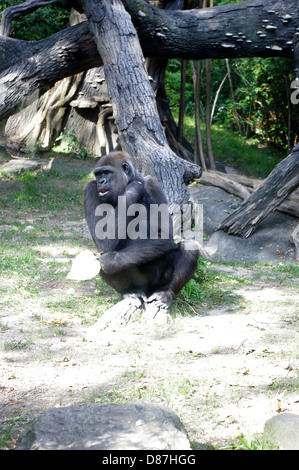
[174,258,248,315]
[180,115,283,178]
[1,170,88,214]
[224,434,278,450]
[4,339,34,351]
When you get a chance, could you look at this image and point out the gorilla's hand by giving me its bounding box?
[99,250,133,274]
[125,179,144,205]
[99,252,118,274]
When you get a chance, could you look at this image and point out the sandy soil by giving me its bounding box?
[1,263,299,449]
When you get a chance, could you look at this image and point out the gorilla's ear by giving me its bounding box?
[122,162,131,174]
[121,159,136,183]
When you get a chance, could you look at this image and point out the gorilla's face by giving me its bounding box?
[94,160,133,206]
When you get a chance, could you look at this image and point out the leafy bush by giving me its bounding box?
[0,0,69,41]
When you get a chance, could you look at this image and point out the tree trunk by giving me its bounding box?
[190,60,206,170]
[5,73,83,153]
[178,59,187,146]
[225,58,242,135]
[205,57,216,170]
[79,0,200,205]
[217,143,299,238]
[0,21,102,121]
[123,0,297,60]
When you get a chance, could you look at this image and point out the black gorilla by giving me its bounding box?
[84,151,199,309]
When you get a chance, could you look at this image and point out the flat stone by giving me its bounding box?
[264,413,299,450]
[1,158,47,174]
[16,401,191,450]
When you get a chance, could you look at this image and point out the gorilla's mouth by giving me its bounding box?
[99,189,109,196]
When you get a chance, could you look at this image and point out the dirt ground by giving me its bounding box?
[1,261,299,449]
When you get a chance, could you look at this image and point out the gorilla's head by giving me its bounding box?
[94,151,136,206]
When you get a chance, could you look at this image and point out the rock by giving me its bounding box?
[0,225,12,233]
[67,250,101,280]
[191,185,297,264]
[16,401,191,450]
[1,158,48,175]
[263,413,299,450]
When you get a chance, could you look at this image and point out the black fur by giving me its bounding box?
[84,151,199,308]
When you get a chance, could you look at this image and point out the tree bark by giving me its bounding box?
[217,143,299,238]
[5,73,83,152]
[198,170,299,218]
[190,60,206,170]
[79,0,200,205]
[123,0,297,60]
[0,21,102,121]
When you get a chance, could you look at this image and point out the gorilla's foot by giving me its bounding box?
[143,302,173,325]
[95,296,143,330]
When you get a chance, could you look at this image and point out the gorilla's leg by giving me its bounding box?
[146,240,200,309]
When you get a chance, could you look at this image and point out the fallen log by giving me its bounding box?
[196,169,299,219]
[217,144,299,238]
[199,171,251,200]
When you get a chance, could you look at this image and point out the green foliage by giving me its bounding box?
[0,0,70,41]
[165,55,298,152]
[175,113,283,178]
[165,1,298,152]
[53,129,88,159]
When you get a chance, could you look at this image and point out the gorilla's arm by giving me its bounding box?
[84,176,145,253]
[99,239,178,275]
[100,175,178,275]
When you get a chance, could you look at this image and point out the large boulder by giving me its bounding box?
[263,413,299,450]
[191,185,297,264]
[17,401,191,450]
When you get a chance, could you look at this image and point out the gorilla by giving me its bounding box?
[84,151,199,311]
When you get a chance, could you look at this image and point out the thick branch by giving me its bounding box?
[0,22,101,121]
[218,143,299,238]
[124,0,297,60]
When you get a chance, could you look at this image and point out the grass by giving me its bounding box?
[174,258,249,315]
[0,167,117,344]
[179,115,284,178]
[0,169,87,213]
